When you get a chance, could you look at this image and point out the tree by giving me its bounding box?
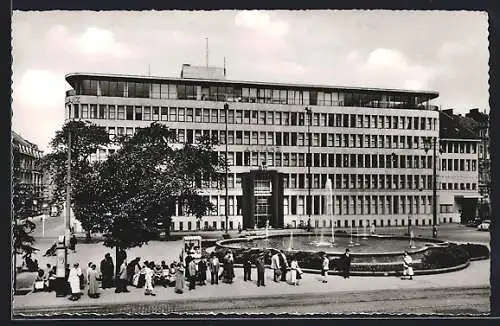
[41,120,110,240]
[91,123,225,277]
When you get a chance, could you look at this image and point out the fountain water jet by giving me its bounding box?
[355,225,360,246]
[349,224,354,246]
[288,231,294,251]
[362,224,368,240]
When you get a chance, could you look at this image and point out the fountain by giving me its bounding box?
[349,224,354,246]
[409,229,417,249]
[355,225,360,246]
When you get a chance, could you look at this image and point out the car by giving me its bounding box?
[477,220,491,231]
[467,218,482,227]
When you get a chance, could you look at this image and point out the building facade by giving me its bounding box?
[464,109,490,220]
[12,131,44,215]
[64,65,441,231]
[438,110,481,224]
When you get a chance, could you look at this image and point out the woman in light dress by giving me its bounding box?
[290,256,302,286]
[68,263,81,301]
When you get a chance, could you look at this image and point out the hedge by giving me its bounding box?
[421,244,469,269]
[458,243,490,260]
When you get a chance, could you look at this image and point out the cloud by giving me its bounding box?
[46,25,138,59]
[234,11,289,37]
[12,69,68,151]
[346,48,436,90]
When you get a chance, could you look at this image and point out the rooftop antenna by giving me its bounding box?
[206,37,209,68]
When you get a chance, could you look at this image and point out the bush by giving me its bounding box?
[421,244,469,269]
[459,243,490,259]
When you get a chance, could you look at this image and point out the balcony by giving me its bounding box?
[66,89,76,97]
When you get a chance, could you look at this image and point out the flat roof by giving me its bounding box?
[65,72,439,99]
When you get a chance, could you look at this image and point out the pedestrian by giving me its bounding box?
[100,253,114,289]
[341,248,352,279]
[243,252,252,282]
[238,222,242,234]
[43,264,52,290]
[198,257,207,285]
[256,254,266,287]
[68,263,81,301]
[87,264,100,299]
[290,256,302,286]
[144,262,156,296]
[271,250,281,282]
[188,258,198,290]
[321,254,329,283]
[208,252,220,285]
[223,250,234,283]
[370,222,376,235]
[76,263,84,290]
[115,260,130,293]
[402,251,414,280]
[86,262,93,286]
[69,234,77,253]
[307,218,311,232]
[175,262,185,294]
[279,250,289,282]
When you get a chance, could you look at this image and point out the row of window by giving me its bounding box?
[172,216,455,231]
[441,182,477,190]
[105,125,442,153]
[441,141,479,154]
[73,79,434,109]
[68,103,438,130]
[441,158,478,172]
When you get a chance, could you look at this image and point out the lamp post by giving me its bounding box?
[424,137,438,239]
[304,107,312,225]
[224,103,229,234]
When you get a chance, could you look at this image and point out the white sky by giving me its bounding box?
[11,10,489,152]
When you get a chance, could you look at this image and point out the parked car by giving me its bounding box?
[467,218,482,227]
[477,220,491,231]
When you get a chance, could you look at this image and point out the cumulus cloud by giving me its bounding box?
[46,25,138,59]
[347,48,436,90]
[235,11,289,37]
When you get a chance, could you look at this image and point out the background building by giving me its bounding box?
[64,65,441,231]
[438,110,481,224]
[12,131,44,215]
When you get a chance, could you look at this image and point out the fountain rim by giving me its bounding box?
[215,233,448,256]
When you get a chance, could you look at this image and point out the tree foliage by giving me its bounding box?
[12,177,38,258]
[92,122,225,250]
[41,120,110,238]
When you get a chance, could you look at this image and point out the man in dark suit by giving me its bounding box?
[278,250,288,282]
[341,248,352,279]
[243,252,252,281]
[256,254,266,287]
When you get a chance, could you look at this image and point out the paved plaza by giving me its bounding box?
[12,215,491,315]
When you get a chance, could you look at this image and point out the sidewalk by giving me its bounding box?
[13,258,489,311]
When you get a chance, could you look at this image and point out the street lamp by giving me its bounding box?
[423,136,438,239]
[304,107,312,226]
[224,103,229,234]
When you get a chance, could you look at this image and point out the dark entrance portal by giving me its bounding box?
[241,169,284,229]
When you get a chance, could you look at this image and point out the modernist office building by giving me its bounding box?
[64,64,442,231]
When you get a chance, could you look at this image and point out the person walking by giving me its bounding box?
[279,250,289,282]
[144,262,156,296]
[188,258,198,290]
[208,253,220,285]
[238,222,242,234]
[68,263,81,301]
[69,234,77,253]
[87,264,100,298]
[198,257,208,285]
[271,251,281,282]
[402,251,414,280]
[370,222,376,235]
[341,248,352,279]
[321,254,329,283]
[100,253,114,289]
[256,254,266,287]
[115,260,130,293]
[243,252,252,282]
[175,262,185,294]
[290,256,301,286]
[223,250,235,283]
